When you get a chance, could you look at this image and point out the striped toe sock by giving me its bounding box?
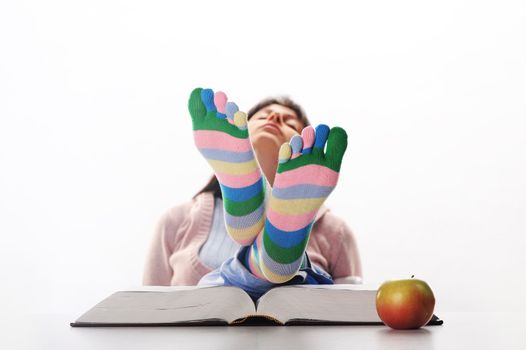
[188,87,265,246]
[248,124,348,283]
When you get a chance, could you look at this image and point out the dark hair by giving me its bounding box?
[194,96,310,199]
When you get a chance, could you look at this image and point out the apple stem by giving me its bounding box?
[411,275,414,278]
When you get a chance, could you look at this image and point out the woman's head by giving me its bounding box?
[246,97,310,151]
[195,96,310,198]
[247,97,310,127]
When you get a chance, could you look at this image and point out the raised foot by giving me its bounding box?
[258,124,348,283]
[188,87,265,246]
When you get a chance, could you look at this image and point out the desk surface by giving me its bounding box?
[4,312,523,350]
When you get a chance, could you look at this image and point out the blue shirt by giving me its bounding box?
[198,245,334,301]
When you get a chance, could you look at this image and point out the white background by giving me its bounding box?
[1,0,525,317]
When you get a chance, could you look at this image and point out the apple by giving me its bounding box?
[376,276,435,329]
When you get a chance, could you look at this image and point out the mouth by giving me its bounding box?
[261,123,282,136]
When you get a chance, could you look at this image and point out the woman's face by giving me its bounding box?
[247,104,305,150]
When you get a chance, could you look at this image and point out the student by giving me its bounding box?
[143,88,362,299]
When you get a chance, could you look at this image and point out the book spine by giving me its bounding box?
[231,315,284,326]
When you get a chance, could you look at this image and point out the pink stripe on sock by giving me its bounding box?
[216,169,261,188]
[267,207,318,231]
[274,164,339,188]
[238,237,256,246]
[194,130,252,152]
[255,232,263,250]
[302,126,315,149]
[214,91,227,113]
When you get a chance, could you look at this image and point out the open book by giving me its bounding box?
[70,285,443,326]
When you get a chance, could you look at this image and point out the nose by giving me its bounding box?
[267,112,283,123]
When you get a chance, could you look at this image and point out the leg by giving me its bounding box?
[188,88,265,246]
[247,124,348,283]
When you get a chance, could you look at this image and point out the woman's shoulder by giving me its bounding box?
[312,206,363,278]
[157,192,215,227]
[313,206,353,238]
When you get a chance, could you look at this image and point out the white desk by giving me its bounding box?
[4,312,523,350]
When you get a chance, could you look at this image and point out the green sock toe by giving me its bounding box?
[188,87,206,120]
[325,126,348,172]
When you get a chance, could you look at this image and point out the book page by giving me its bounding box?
[256,285,382,324]
[74,286,255,325]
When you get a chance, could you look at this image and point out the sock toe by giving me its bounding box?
[313,124,330,153]
[279,143,292,164]
[290,135,303,159]
[225,102,239,124]
[234,111,248,130]
[325,127,348,171]
[214,91,228,118]
[301,126,315,154]
[188,87,206,119]
[200,88,217,114]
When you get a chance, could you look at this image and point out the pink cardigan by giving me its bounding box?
[143,192,363,286]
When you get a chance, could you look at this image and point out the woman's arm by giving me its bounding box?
[331,219,363,283]
[142,208,182,285]
[308,210,363,282]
